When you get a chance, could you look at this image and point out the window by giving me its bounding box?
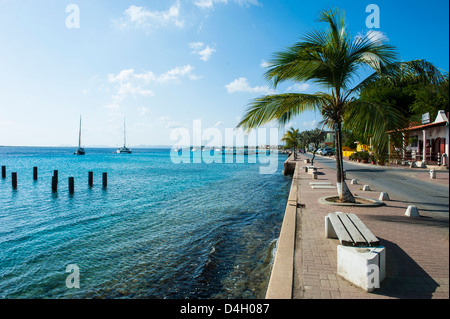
[410,135,419,148]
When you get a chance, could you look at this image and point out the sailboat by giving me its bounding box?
[116,117,132,154]
[74,115,85,155]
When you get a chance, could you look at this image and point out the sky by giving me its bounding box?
[0,0,448,147]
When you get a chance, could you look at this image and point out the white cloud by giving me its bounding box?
[194,0,214,9]
[301,119,319,130]
[138,106,150,116]
[286,82,310,92]
[284,121,296,128]
[157,65,200,82]
[260,60,271,68]
[356,30,389,43]
[106,66,199,103]
[158,116,186,129]
[234,0,260,7]
[189,42,216,61]
[193,0,259,9]
[116,82,155,100]
[194,0,227,9]
[225,77,274,94]
[104,103,121,110]
[116,2,184,32]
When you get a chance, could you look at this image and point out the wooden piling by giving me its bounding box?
[88,171,93,187]
[33,167,38,180]
[12,172,17,189]
[2,166,6,178]
[52,175,58,192]
[102,172,107,188]
[69,177,74,194]
[53,170,58,181]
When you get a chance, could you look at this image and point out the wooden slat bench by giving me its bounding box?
[325,212,380,247]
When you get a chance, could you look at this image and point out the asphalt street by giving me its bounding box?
[302,153,449,227]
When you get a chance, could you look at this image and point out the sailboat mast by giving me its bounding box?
[123,117,126,147]
[78,115,82,148]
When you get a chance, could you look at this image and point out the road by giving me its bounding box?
[302,153,449,226]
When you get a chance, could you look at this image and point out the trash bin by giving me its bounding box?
[429,169,436,179]
[442,154,448,166]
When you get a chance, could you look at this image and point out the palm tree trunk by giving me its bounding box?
[335,122,355,203]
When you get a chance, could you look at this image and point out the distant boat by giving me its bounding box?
[74,115,85,155]
[116,117,132,154]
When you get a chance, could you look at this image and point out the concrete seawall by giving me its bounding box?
[283,154,297,175]
[266,161,300,299]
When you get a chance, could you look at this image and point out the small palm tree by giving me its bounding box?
[281,127,300,159]
[237,7,404,202]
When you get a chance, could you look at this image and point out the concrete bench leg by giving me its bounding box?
[325,215,337,239]
[337,245,386,292]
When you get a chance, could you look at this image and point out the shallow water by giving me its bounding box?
[0,147,291,298]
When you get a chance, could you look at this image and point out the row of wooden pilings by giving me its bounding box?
[2,165,107,193]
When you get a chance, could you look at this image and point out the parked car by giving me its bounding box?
[322,148,335,156]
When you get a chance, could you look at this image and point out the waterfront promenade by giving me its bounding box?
[267,154,449,299]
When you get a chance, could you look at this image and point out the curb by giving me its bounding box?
[318,196,385,207]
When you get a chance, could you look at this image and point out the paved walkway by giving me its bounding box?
[290,157,449,299]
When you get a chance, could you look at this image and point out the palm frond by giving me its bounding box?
[237,93,328,130]
[350,59,447,95]
[344,99,407,153]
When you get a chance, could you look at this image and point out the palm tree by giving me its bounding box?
[237,7,404,203]
[281,127,300,159]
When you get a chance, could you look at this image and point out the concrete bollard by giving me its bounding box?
[69,177,75,194]
[33,167,38,180]
[405,205,420,218]
[351,179,358,185]
[304,159,310,164]
[429,170,436,179]
[88,171,94,187]
[304,167,308,173]
[312,172,318,180]
[12,172,17,189]
[379,192,390,201]
[362,185,370,191]
[102,172,107,188]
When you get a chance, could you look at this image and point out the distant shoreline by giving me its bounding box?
[0,145,280,149]
[0,145,172,149]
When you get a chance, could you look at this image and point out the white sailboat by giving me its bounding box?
[74,115,85,155]
[116,117,132,154]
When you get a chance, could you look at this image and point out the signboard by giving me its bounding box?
[421,112,430,124]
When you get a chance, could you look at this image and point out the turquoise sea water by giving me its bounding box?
[0,147,291,299]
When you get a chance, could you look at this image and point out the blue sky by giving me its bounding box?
[0,0,448,147]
